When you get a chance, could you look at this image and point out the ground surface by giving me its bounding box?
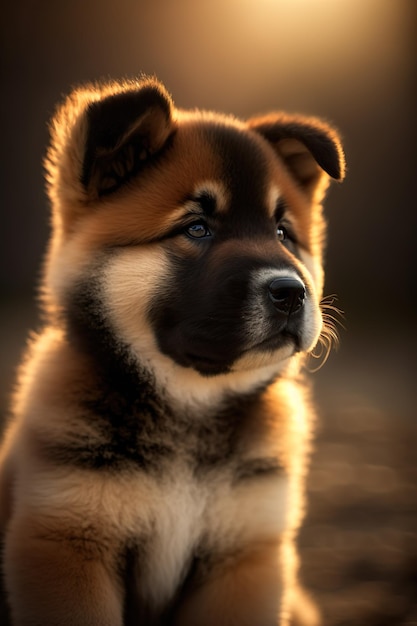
[299,334,417,626]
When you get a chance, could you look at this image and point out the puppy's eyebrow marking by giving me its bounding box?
[192,190,217,216]
[274,197,287,222]
[185,180,228,215]
[268,185,283,218]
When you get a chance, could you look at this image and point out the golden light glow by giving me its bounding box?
[123,0,408,118]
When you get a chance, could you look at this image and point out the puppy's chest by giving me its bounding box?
[39,383,290,612]
[119,462,288,617]
[65,386,264,477]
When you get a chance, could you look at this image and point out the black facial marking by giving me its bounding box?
[191,190,217,216]
[152,250,268,375]
[206,125,272,239]
[274,197,287,223]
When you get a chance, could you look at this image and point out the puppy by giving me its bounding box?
[0,77,345,625]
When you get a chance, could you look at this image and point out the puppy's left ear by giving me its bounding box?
[248,113,345,198]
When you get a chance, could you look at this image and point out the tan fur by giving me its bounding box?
[172,539,284,626]
[0,76,344,625]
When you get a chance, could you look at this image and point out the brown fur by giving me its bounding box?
[0,76,344,625]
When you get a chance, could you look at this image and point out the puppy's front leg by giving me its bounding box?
[173,539,288,626]
[4,514,124,626]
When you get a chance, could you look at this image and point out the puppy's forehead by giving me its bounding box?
[178,119,276,210]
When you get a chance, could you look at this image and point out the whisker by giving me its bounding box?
[307,295,345,372]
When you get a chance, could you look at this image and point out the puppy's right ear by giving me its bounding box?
[81,82,174,197]
[46,78,174,213]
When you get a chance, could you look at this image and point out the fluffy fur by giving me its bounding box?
[0,76,345,625]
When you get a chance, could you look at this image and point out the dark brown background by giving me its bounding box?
[1,1,416,623]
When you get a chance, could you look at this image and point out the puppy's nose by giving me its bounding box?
[268,278,305,316]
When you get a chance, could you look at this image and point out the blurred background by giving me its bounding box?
[1,0,416,623]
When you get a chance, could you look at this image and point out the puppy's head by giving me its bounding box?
[43,77,345,395]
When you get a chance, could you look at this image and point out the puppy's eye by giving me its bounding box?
[185,221,212,239]
[276,225,288,242]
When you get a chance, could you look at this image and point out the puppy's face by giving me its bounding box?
[143,121,323,377]
[44,79,344,390]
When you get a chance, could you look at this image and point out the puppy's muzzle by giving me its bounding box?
[268,277,306,318]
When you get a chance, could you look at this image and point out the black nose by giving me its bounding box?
[268,278,306,316]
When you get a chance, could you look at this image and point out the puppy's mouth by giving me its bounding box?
[183,352,232,376]
[248,329,300,354]
[184,330,300,376]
